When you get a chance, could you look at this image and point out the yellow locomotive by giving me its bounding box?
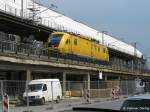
[48,32,109,62]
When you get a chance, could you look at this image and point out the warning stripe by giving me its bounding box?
[86,90,90,103]
[3,94,9,112]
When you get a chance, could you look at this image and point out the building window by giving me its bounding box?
[74,39,77,45]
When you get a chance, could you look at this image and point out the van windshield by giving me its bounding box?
[28,84,43,92]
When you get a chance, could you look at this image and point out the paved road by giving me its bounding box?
[8,98,125,112]
[64,99,125,112]
[81,99,125,110]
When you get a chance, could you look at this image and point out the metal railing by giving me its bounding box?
[0,38,144,74]
[0,3,76,33]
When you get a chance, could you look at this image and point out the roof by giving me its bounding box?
[127,94,150,100]
[29,79,60,84]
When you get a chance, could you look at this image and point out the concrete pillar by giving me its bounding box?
[118,76,121,80]
[117,58,120,70]
[87,72,90,90]
[131,60,134,72]
[104,75,108,81]
[126,60,128,71]
[119,59,121,70]
[83,73,90,90]
[63,72,66,97]
[26,69,31,81]
[114,57,117,70]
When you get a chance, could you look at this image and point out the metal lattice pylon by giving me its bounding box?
[27,0,41,23]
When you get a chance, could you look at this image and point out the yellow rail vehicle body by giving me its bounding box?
[48,32,109,61]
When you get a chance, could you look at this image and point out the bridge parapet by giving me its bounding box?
[0,39,147,77]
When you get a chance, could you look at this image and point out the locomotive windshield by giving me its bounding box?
[48,34,63,47]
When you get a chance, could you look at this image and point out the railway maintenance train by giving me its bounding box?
[48,32,109,62]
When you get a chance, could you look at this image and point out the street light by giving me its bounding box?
[130,42,138,57]
[101,31,108,45]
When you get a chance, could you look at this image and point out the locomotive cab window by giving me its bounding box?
[48,34,63,47]
[98,47,100,52]
[95,46,97,51]
[103,48,106,53]
[66,39,70,44]
[74,39,78,45]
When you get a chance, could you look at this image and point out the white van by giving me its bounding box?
[23,79,62,104]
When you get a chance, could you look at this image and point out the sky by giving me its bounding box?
[40,0,150,65]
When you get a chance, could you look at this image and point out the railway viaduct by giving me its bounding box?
[0,8,149,94]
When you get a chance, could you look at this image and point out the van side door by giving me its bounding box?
[53,81,62,100]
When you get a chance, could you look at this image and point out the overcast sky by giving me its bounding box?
[41,0,150,63]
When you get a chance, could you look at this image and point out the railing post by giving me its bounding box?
[15,8,17,16]
[57,52,59,61]
[5,4,6,12]
[15,43,18,54]
[27,46,30,56]
[126,80,129,96]
[48,50,50,59]
[26,80,30,112]
[1,43,4,52]
[38,49,41,58]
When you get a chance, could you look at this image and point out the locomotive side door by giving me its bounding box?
[69,35,73,54]
[91,42,94,58]
[65,36,72,54]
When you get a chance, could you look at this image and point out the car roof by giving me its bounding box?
[127,94,150,100]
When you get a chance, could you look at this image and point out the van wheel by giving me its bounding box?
[56,96,60,103]
[41,98,45,105]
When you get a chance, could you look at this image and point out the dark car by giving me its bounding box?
[120,94,150,112]
[64,107,125,112]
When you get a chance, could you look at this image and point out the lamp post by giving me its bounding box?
[130,42,137,73]
[101,31,108,45]
[21,0,23,18]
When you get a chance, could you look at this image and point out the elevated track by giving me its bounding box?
[0,9,148,81]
